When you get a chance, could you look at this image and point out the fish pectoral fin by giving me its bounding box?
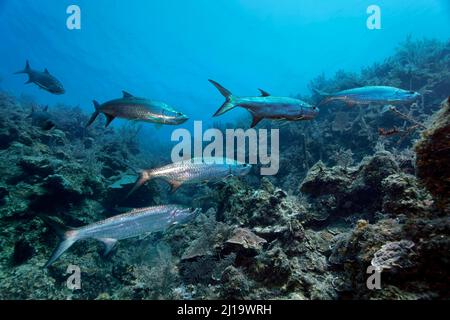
[122,91,134,98]
[105,115,116,128]
[258,89,271,97]
[250,115,264,128]
[100,238,118,257]
[169,181,183,193]
[125,170,152,198]
[155,123,163,130]
[345,101,357,107]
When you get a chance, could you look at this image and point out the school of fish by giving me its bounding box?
[12,59,421,267]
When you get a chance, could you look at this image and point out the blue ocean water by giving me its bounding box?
[0,0,449,138]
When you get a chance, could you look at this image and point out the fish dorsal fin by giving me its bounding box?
[44,68,50,74]
[258,89,270,97]
[122,91,134,98]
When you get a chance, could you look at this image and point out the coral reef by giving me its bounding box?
[415,97,450,210]
[0,38,448,300]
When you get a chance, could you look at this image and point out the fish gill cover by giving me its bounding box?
[0,0,449,300]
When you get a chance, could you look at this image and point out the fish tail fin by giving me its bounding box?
[14,60,31,75]
[39,215,78,268]
[209,79,237,117]
[86,100,101,128]
[26,105,36,119]
[312,88,330,97]
[125,170,153,198]
[313,88,332,107]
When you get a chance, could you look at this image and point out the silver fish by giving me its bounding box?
[314,86,421,107]
[41,205,198,267]
[126,157,252,197]
[86,91,189,128]
[14,60,65,95]
[27,105,56,131]
[209,79,319,128]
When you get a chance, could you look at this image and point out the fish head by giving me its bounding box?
[231,161,252,176]
[395,89,421,103]
[160,105,189,125]
[172,111,189,125]
[168,206,200,225]
[298,104,320,120]
[48,81,65,95]
[29,106,56,130]
[405,90,421,102]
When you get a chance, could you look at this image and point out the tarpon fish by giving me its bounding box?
[41,205,199,267]
[209,79,319,128]
[28,105,56,131]
[86,91,189,128]
[126,157,252,197]
[314,86,421,107]
[14,60,65,95]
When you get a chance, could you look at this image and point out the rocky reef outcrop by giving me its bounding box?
[415,97,450,211]
[300,151,399,223]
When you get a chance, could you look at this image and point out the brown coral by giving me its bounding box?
[226,228,267,250]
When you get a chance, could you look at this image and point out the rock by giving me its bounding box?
[84,137,95,149]
[381,173,433,216]
[181,239,213,261]
[328,219,402,267]
[19,156,54,177]
[300,152,400,223]
[220,266,251,299]
[226,228,267,251]
[217,177,309,228]
[40,129,66,146]
[95,292,111,300]
[251,247,291,285]
[371,240,416,272]
[356,151,399,191]
[43,174,83,197]
[300,161,354,197]
[12,238,35,265]
[252,224,290,239]
[0,186,8,205]
[179,217,231,261]
[415,97,450,210]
